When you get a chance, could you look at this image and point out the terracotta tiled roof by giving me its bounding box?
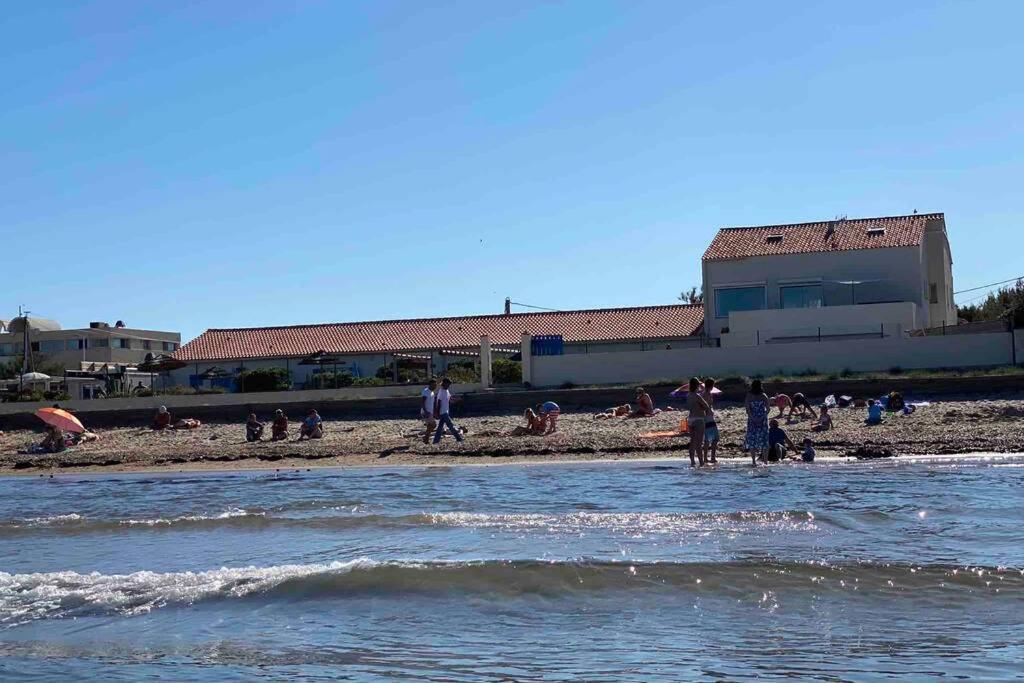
[174,305,704,362]
[703,213,943,261]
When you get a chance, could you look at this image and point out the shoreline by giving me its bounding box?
[3,450,1022,479]
[3,394,1024,477]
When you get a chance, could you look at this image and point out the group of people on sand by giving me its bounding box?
[244,408,323,442]
[595,387,673,419]
[420,378,467,444]
[152,406,201,431]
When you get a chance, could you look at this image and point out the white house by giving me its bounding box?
[701,213,956,346]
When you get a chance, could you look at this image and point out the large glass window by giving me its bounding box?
[714,286,765,318]
[38,340,65,354]
[780,284,824,309]
[0,343,14,356]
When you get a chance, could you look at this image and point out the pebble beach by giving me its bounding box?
[3,396,1023,474]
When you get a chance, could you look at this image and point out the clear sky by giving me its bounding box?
[3,1,1022,341]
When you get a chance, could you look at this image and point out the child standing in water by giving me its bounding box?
[701,378,719,464]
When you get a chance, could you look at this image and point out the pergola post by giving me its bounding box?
[479,335,492,388]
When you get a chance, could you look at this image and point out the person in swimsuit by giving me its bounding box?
[811,405,833,432]
[630,387,656,417]
[770,393,792,419]
[701,377,720,464]
[789,392,817,419]
[685,377,710,467]
[537,401,561,434]
[745,380,770,466]
[767,419,796,461]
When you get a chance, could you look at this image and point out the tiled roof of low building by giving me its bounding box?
[174,304,704,362]
[703,213,943,261]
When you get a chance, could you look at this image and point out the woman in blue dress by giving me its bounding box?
[744,379,770,466]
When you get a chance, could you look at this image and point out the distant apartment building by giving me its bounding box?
[701,213,956,346]
[0,317,181,372]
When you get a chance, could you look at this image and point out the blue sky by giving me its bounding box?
[3,1,1022,341]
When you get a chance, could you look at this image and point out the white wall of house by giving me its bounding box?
[530,331,1014,387]
[923,222,957,327]
[702,245,934,339]
[722,302,919,347]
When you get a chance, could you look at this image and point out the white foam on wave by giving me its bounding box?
[428,510,817,535]
[16,513,84,526]
[0,558,377,627]
[119,508,263,526]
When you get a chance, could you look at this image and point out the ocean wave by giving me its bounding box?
[0,509,820,536]
[2,559,1020,627]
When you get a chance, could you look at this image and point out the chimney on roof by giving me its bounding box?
[504,297,511,315]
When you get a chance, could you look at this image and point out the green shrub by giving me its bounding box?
[237,368,291,392]
[352,376,385,387]
[44,390,71,402]
[443,363,479,384]
[560,381,576,390]
[158,385,195,395]
[840,368,855,378]
[310,371,354,389]
[492,358,522,384]
[16,390,45,402]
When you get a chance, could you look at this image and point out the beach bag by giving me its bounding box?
[824,394,837,409]
[838,395,853,408]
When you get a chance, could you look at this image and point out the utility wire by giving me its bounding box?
[954,275,1024,296]
[509,301,562,312]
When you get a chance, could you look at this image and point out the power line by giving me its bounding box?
[954,275,1024,296]
[509,301,561,312]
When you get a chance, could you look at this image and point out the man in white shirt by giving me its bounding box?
[420,378,437,444]
[432,378,463,444]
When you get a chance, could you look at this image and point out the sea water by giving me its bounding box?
[1,455,1022,681]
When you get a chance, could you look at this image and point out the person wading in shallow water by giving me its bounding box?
[685,377,711,467]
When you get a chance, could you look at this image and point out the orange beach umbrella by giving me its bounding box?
[34,407,85,434]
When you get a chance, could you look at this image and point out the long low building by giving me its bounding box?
[172,304,705,389]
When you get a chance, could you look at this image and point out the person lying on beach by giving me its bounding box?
[767,419,796,462]
[811,405,833,432]
[271,410,289,441]
[866,400,884,426]
[594,404,631,420]
[173,418,201,429]
[69,430,98,445]
[299,409,324,440]
[245,413,265,442]
[537,401,561,434]
[40,425,66,454]
[153,406,171,430]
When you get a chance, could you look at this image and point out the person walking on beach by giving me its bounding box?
[701,377,720,464]
[745,380,770,466]
[432,378,463,444]
[421,378,437,444]
[685,377,711,467]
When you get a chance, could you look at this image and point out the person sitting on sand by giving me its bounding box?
[508,408,547,436]
[245,413,265,442]
[40,425,66,454]
[767,419,796,462]
[537,401,561,434]
[812,405,833,432]
[629,387,656,417]
[801,437,816,462]
[866,399,884,426]
[594,404,631,420]
[153,406,172,430]
[271,409,289,441]
[299,409,324,440]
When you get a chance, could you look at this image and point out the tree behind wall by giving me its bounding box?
[957,280,1024,328]
[237,368,292,392]
[678,286,704,305]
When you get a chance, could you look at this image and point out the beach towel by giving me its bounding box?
[639,430,686,440]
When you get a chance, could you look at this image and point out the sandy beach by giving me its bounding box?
[3,395,1024,475]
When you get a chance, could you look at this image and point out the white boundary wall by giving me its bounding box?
[531,332,1016,387]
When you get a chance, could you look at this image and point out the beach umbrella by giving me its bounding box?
[35,407,85,434]
[197,366,233,390]
[138,354,187,392]
[19,372,51,382]
[669,383,723,399]
[299,350,343,388]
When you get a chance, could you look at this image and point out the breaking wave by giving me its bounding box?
[2,559,1020,627]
